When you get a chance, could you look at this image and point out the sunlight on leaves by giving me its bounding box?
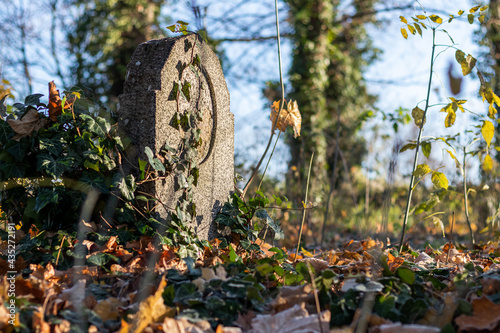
[270,99,301,138]
[431,172,448,189]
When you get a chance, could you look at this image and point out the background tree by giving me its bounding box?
[66,0,168,104]
[285,0,378,226]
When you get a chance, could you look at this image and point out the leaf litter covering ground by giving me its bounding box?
[1,235,500,333]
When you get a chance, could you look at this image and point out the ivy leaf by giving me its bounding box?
[35,188,59,212]
[37,153,75,178]
[431,171,449,189]
[413,164,431,178]
[144,146,165,173]
[401,27,408,39]
[483,155,493,171]
[397,267,415,285]
[114,174,136,201]
[0,94,8,120]
[411,106,425,127]
[255,208,284,240]
[24,93,44,106]
[481,120,494,149]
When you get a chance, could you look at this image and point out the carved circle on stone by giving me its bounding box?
[174,61,216,165]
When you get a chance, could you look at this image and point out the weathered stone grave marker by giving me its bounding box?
[117,34,234,239]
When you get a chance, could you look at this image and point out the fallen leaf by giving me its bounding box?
[270,99,301,138]
[7,108,50,140]
[93,297,123,321]
[368,323,440,333]
[455,296,500,332]
[250,303,330,333]
[129,276,175,333]
[162,317,214,333]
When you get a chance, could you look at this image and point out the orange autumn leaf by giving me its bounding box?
[270,99,301,138]
[455,296,500,331]
[48,81,75,121]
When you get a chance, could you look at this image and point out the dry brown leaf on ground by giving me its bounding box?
[270,99,301,137]
[162,317,214,333]
[418,293,457,328]
[32,307,51,333]
[272,284,314,312]
[129,276,175,333]
[297,257,329,273]
[368,323,440,333]
[250,303,330,333]
[93,297,123,321]
[455,296,500,332]
[7,108,50,140]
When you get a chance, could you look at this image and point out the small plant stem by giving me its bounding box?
[463,146,475,248]
[257,131,281,192]
[446,211,455,263]
[321,110,341,246]
[295,152,314,260]
[306,262,325,333]
[241,0,285,199]
[399,28,437,253]
[55,235,66,268]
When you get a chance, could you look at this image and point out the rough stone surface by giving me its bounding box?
[117,34,234,239]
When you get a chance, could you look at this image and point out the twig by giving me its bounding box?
[55,235,66,268]
[241,0,285,198]
[295,152,314,260]
[399,28,437,253]
[306,262,325,333]
[446,211,455,263]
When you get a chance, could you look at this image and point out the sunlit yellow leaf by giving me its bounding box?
[429,15,443,24]
[488,103,497,119]
[431,171,449,189]
[479,15,485,23]
[413,164,432,178]
[481,120,494,148]
[411,106,425,127]
[446,149,461,169]
[469,5,481,13]
[401,27,408,39]
[445,111,456,128]
[416,15,427,20]
[458,10,464,16]
[400,16,408,24]
[420,21,427,29]
[408,24,416,35]
[483,154,493,171]
[480,6,489,11]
